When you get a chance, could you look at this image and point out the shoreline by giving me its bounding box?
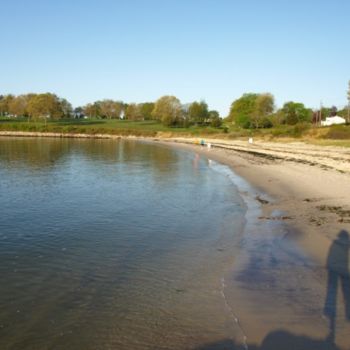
[0,130,139,140]
[161,139,350,279]
[157,140,350,348]
[2,131,350,348]
[2,130,349,173]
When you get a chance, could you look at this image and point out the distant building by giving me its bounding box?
[321,115,346,126]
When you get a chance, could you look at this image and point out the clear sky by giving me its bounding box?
[1,0,349,116]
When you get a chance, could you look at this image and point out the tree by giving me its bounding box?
[227,93,257,125]
[338,107,348,119]
[208,110,222,127]
[330,106,337,117]
[139,102,155,120]
[227,93,274,128]
[188,100,208,124]
[26,93,65,120]
[280,102,312,125]
[125,103,143,121]
[73,107,84,118]
[152,96,183,126]
[0,94,14,116]
[83,102,101,118]
[98,100,124,119]
[8,95,28,117]
[252,93,274,128]
[59,98,73,118]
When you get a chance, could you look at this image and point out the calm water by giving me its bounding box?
[0,137,247,350]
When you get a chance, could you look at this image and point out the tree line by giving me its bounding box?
[0,93,222,128]
[226,92,349,128]
[0,93,72,120]
[1,89,349,129]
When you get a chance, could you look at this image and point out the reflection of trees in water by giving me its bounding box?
[77,139,179,179]
[0,137,70,169]
[116,140,179,177]
[0,138,179,178]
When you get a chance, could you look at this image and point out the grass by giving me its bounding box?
[0,118,226,137]
[1,118,349,146]
[322,124,350,139]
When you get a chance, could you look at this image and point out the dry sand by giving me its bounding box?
[159,138,350,350]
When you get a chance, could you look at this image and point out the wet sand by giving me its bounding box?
[159,139,350,350]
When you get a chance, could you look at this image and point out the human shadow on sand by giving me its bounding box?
[195,230,350,350]
[324,229,350,342]
[193,329,341,350]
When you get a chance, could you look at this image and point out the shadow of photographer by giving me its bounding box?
[324,230,350,343]
[194,329,341,350]
[195,230,350,350]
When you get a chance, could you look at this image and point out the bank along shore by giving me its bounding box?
[2,131,350,348]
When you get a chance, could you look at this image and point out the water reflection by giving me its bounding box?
[0,137,70,168]
[117,140,180,176]
[0,138,179,179]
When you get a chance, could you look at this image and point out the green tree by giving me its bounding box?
[227,93,274,128]
[227,93,257,125]
[83,102,101,118]
[139,102,155,120]
[280,102,312,125]
[99,100,124,119]
[8,95,28,117]
[0,94,14,116]
[208,110,222,127]
[252,93,274,128]
[26,93,65,120]
[188,100,208,124]
[338,107,348,119]
[152,96,183,126]
[125,103,143,120]
[59,98,73,118]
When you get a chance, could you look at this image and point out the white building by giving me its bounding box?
[321,115,346,126]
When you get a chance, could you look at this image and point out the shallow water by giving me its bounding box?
[0,138,248,350]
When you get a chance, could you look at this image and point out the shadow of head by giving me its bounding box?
[193,330,341,350]
[327,230,350,273]
[260,330,340,350]
[338,230,349,242]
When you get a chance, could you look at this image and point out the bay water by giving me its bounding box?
[0,137,247,349]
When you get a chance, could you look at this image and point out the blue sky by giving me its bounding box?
[1,0,349,116]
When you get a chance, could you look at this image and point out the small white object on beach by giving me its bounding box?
[207,143,211,150]
[248,137,253,144]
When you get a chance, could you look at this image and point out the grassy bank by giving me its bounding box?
[0,118,225,137]
[1,118,350,146]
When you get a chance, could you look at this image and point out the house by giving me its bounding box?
[321,115,346,126]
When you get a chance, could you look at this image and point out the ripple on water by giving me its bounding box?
[0,138,247,349]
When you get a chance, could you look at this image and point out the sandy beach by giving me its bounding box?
[160,138,350,350]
